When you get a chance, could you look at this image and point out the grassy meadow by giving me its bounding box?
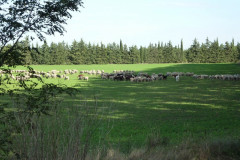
[2,63,240,154]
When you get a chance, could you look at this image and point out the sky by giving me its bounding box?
[43,0,240,49]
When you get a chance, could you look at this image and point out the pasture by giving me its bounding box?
[2,63,240,153]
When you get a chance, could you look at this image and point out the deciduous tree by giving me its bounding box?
[0,0,84,66]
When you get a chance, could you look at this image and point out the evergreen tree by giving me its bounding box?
[39,41,50,64]
[49,42,59,64]
[231,39,239,63]
[223,42,232,63]
[31,43,40,64]
[99,42,108,64]
[78,39,88,64]
[7,37,240,65]
[69,40,79,64]
[237,43,240,62]
[186,38,201,62]
[129,46,140,64]
[162,41,174,63]
[122,44,131,64]
[208,39,219,63]
[56,42,69,64]
[180,39,184,62]
[120,39,123,52]
[143,47,147,63]
[140,46,144,63]
[20,37,33,65]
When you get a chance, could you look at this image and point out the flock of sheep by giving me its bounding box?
[0,69,239,82]
[100,71,191,82]
[0,69,79,81]
[0,69,105,81]
[192,74,240,80]
[100,71,240,82]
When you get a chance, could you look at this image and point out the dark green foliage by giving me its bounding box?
[0,0,83,67]
[0,68,78,158]
[180,39,184,62]
[0,0,84,158]
[6,38,240,65]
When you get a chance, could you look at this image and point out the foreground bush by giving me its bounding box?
[88,138,240,160]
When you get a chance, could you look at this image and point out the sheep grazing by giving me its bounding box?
[192,74,199,79]
[162,75,168,80]
[125,74,135,81]
[171,72,179,77]
[65,76,70,80]
[50,70,59,74]
[96,70,101,75]
[78,74,84,80]
[10,75,16,80]
[176,75,180,82]
[166,72,172,76]
[186,72,194,76]
[130,77,135,82]
[84,76,89,81]
[151,73,158,80]
[51,74,57,78]
[64,69,69,74]
[114,74,125,81]
[200,75,208,79]
[45,73,51,79]
[72,69,78,74]
[60,75,65,79]
[31,74,41,79]
[101,73,108,80]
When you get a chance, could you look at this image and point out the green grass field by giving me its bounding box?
[2,63,240,153]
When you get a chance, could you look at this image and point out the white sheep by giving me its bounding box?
[65,76,70,80]
[10,75,16,80]
[176,75,180,82]
[84,76,89,81]
[64,70,69,74]
[130,77,135,82]
[51,74,57,78]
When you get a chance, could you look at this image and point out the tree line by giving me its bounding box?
[5,37,240,65]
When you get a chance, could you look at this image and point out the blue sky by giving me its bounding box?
[43,0,240,49]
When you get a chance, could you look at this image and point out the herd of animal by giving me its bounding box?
[101,71,169,82]
[0,69,75,81]
[0,69,239,82]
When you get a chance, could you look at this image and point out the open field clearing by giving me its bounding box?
[1,63,240,155]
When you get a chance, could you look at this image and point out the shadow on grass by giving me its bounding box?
[2,63,240,153]
[138,63,240,75]
[60,69,240,152]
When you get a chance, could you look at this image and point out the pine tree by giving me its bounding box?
[129,46,140,64]
[237,43,240,62]
[186,38,201,63]
[208,39,219,63]
[231,38,239,62]
[69,40,78,64]
[57,42,69,64]
[224,42,232,63]
[39,41,50,64]
[20,37,33,65]
[120,39,123,52]
[31,43,39,64]
[122,44,130,64]
[157,42,163,63]
[180,39,184,63]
